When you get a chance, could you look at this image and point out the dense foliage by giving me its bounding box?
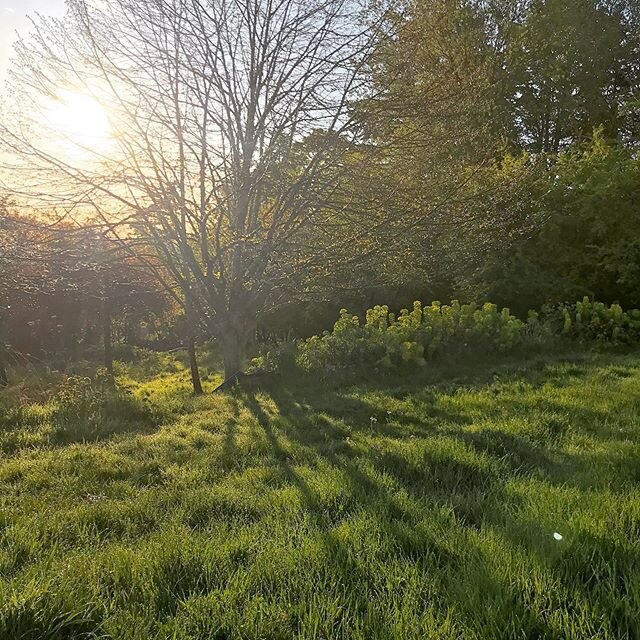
[297,301,524,375]
[256,298,640,378]
[326,0,637,311]
[544,298,640,345]
[459,135,640,312]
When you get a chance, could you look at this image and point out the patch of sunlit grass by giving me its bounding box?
[1,351,639,638]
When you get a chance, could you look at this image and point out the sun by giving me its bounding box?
[46,90,112,159]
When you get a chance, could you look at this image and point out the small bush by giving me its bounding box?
[114,347,182,380]
[271,298,640,380]
[0,371,160,452]
[296,300,525,377]
[52,372,157,441]
[251,340,298,374]
[542,297,640,345]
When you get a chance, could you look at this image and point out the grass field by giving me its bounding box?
[1,351,640,639]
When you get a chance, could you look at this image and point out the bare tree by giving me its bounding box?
[0,0,377,379]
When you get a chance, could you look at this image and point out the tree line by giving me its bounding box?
[1,0,639,391]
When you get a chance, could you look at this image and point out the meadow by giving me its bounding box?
[2,0,640,636]
[1,350,639,639]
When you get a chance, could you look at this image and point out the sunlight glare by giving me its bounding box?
[47,90,112,159]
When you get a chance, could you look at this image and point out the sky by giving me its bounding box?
[1,0,66,84]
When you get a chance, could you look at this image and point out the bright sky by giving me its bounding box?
[1,0,66,85]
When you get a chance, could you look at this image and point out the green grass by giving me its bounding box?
[1,351,640,639]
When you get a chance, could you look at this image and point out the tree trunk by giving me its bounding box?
[221,340,244,382]
[0,315,9,387]
[102,298,114,376]
[187,334,203,395]
[185,304,203,395]
[0,344,7,388]
[219,315,255,382]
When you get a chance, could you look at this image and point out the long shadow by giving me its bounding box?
[218,396,240,472]
[239,387,559,637]
[239,389,398,635]
[262,385,523,529]
[277,361,640,487]
[257,383,569,483]
[272,374,640,493]
[239,372,640,637]
[292,350,607,399]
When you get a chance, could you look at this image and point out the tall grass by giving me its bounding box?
[1,351,639,638]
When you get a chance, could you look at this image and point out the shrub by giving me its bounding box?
[114,347,182,380]
[542,297,640,345]
[296,301,525,376]
[250,340,299,374]
[0,370,161,453]
[268,297,640,380]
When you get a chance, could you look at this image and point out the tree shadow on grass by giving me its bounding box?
[253,382,574,483]
[274,362,640,486]
[217,396,241,472]
[239,389,401,635]
[238,387,560,638]
[237,369,640,638]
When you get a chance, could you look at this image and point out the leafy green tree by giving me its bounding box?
[351,0,640,313]
[466,132,640,310]
[343,0,520,301]
[507,0,640,152]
